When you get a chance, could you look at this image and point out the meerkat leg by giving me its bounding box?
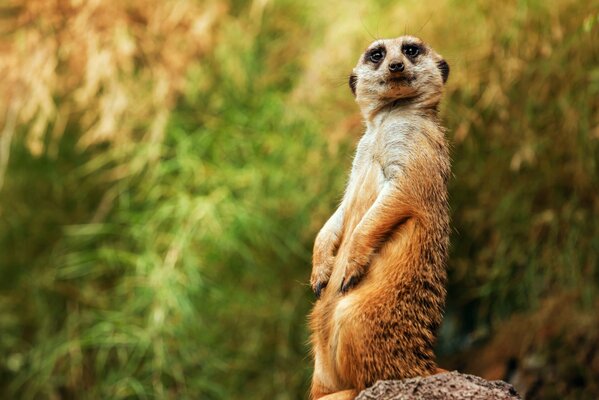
[340,181,415,292]
[311,341,342,400]
[312,206,345,297]
[318,389,359,400]
[311,376,355,400]
[332,283,441,388]
[310,380,331,400]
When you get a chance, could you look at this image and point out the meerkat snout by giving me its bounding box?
[388,61,404,72]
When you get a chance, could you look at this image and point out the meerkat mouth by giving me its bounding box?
[379,76,415,85]
[389,76,414,84]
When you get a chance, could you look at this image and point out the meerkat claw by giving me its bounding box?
[313,281,327,299]
[340,275,360,293]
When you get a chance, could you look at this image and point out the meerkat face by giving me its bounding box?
[350,36,449,110]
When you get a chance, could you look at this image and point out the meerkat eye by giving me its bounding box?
[369,49,385,63]
[402,45,420,57]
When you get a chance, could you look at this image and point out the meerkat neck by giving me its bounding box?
[361,96,440,123]
[364,100,440,128]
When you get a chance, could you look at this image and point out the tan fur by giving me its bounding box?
[309,36,451,399]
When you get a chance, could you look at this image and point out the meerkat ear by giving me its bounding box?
[349,73,357,96]
[437,60,450,84]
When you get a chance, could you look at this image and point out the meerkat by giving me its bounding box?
[309,36,451,400]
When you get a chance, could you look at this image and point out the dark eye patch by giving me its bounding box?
[365,46,386,64]
[402,43,422,58]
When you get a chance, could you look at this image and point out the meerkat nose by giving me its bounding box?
[389,62,404,72]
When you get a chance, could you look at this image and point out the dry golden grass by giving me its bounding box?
[0,0,225,182]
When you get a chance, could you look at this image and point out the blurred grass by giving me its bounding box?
[0,0,598,399]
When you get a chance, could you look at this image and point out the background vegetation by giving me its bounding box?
[0,0,597,398]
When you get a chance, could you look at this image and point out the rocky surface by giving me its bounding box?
[355,371,521,400]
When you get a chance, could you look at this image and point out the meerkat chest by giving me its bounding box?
[345,132,384,202]
[353,132,383,180]
[359,121,413,181]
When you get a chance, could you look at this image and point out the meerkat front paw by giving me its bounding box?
[310,268,331,299]
[311,228,340,298]
[339,254,369,293]
[310,257,333,299]
[311,255,334,299]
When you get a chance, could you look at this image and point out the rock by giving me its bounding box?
[355,371,521,400]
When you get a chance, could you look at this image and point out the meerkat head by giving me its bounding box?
[349,36,449,115]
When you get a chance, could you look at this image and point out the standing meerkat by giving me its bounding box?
[309,36,451,400]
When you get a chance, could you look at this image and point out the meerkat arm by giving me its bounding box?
[311,205,345,298]
[340,181,413,293]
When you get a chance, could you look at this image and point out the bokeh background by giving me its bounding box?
[0,0,598,398]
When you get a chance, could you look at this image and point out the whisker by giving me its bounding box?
[416,16,432,35]
[361,18,377,41]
